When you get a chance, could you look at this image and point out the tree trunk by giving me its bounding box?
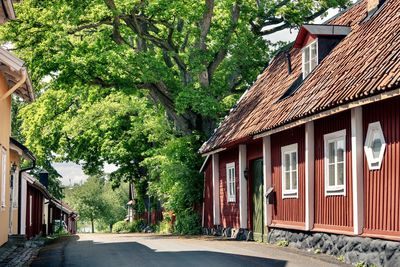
[109,224,113,233]
[91,219,94,233]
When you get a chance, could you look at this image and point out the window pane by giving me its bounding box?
[304,62,310,76]
[304,47,310,62]
[337,139,345,162]
[328,142,335,163]
[291,152,297,171]
[372,137,382,159]
[329,164,335,186]
[311,43,317,59]
[292,171,297,189]
[337,162,344,185]
[285,154,290,171]
[285,172,291,190]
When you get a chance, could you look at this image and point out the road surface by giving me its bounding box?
[31,233,349,267]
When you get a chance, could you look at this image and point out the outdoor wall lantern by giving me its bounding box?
[244,168,249,180]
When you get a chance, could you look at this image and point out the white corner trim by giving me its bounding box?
[239,144,247,229]
[212,153,220,225]
[305,121,315,231]
[263,136,272,227]
[352,107,364,235]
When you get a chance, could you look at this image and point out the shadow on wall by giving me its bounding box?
[32,235,287,267]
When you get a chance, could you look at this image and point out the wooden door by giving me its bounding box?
[252,159,264,241]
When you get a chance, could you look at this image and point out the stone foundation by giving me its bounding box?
[202,227,253,241]
[268,229,400,267]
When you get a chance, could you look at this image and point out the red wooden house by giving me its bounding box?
[200,0,400,264]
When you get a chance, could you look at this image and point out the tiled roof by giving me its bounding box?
[200,0,400,154]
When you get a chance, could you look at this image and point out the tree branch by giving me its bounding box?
[207,1,240,82]
[199,0,214,51]
[68,18,113,34]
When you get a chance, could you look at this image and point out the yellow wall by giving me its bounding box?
[0,72,11,246]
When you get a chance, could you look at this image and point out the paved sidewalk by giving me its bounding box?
[0,242,40,267]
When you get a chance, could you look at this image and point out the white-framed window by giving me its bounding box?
[302,40,318,79]
[226,162,236,202]
[281,143,298,199]
[1,147,6,208]
[324,129,346,196]
[364,121,386,170]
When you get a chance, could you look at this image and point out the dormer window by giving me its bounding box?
[294,24,351,79]
[302,41,318,79]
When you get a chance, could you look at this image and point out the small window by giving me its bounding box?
[226,163,236,202]
[1,147,6,208]
[281,143,298,199]
[324,130,346,196]
[302,41,318,79]
[364,121,386,170]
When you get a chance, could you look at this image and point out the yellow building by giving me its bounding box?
[0,1,34,246]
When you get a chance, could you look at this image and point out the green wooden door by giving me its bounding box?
[252,159,264,242]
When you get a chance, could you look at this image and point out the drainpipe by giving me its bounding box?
[0,70,27,101]
[17,151,36,235]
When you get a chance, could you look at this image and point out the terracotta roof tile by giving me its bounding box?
[200,0,400,154]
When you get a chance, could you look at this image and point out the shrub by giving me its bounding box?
[173,209,201,235]
[277,240,289,247]
[112,221,128,233]
[156,220,173,234]
[127,219,145,233]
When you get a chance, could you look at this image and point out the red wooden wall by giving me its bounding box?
[219,147,240,228]
[26,186,44,239]
[271,125,306,227]
[203,160,214,228]
[363,96,400,236]
[314,111,353,231]
[246,140,263,230]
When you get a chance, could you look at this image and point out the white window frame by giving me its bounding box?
[364,121,386,170]
[281,143,299,199]
[1,147,6,208]
[226,162,236,202]
[302,40,318,79]
[324,129,346,196]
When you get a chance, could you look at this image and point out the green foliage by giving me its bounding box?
[277,240,289,247]
[355,261,366,267]
[337,255,345,262]
[1,0,350,235]
[156,220,173,235]
[112,221,128,234]
[127,220,145,233]
[173,209,201,235]
[314,248,321,254]
[112,219,145,233]
[65,176,129,232]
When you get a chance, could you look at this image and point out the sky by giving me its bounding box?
[52,7,343,186]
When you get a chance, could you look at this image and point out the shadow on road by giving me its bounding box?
[32,235,288,267]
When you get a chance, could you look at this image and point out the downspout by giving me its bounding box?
[17,151,36,235]
[0,70,27,101]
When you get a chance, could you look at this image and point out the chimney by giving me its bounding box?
[39,170,49,188]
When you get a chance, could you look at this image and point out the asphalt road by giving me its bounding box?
[31,233,349,267]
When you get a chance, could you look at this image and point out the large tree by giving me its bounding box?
[1,0,349,136]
